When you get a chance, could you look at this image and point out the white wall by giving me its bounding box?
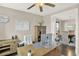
[0,6,43,40]
[75,8,79,56]
[43,15,51,33]
[0,23,5,39]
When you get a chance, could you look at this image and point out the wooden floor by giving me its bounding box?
[8,44,75,56]
[45,47,61,56]
[45,44,75,56]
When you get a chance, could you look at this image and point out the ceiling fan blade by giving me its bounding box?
[45,3,55,7]
[39,6,43,12]
[27,4,35,9]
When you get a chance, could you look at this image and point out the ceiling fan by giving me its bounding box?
[27,3,55,12]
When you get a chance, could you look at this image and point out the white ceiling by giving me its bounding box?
[52,8,77,20]
[0,3,78,16]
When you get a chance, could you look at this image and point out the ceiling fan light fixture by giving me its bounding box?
[27,1,55,12]
[37,0,44,6]
[39,3,44,6]
[36,3,44,7]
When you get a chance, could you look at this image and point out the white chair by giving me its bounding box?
[23,35,32,46]
[41,34,52,48]
[18,40,24,47]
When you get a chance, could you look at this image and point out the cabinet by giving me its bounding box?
[0,40,17,56]
[34,26,46,42]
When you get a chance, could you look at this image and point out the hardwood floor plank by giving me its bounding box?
[45,44,75,56]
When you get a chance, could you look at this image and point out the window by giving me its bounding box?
[64,22,75,31]
[16,20,30,31]
[56,21,59,32]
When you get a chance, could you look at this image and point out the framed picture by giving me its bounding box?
[0,16,9,23]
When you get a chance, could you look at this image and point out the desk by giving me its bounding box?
[0,40,17,56]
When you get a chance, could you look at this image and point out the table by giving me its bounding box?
[17,45,55,56]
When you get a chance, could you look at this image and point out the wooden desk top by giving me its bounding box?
[17,45,54,56]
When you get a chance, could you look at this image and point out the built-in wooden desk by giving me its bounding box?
[0,40,17,56]
[17,45,56,56]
